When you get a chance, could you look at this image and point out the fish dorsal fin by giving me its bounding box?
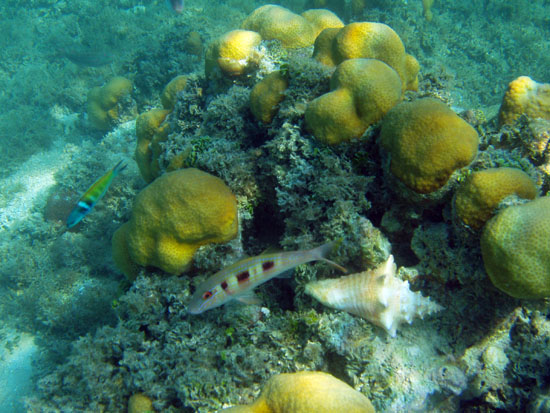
[259,246,282,255]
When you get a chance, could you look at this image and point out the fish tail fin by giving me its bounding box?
[310,240,347,273]
[112,160,127,175]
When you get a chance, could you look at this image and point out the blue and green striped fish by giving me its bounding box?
[188,241,347,314]
[66,161,126,228]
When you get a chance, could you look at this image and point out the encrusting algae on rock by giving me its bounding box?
[305,255,443,337]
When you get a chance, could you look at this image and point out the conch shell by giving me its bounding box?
[305,255,442,337]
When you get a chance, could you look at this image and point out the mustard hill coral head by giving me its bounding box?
[161,75,187,111]
[312,22,420,92]
[87,76,133,131]
[305,58,402,145]
[380,98,479,194]
[241,4,343,49]
[454,167,538,230]
[498,76,550,126]
[222,371,375,413]
[250,71,289,124]
[112,168,238,278]
[135,108,171,183]
[205,29,262,78]
[481,196,550,299]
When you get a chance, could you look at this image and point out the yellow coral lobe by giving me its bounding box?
[241,5,315,48]
[313,22,420,92]
[161,75,187,111]
[422,0,435,21]
[223,371,375,413]
[454,167,537,230]
[135,108,171,183]
[121,169,237,275]
[205,30,262,77]
[250,71,289,124]
[305,58,402,145]
[498,76,550,126]
[128,393,154,413]
[481,196,550,299]
[380,98,479,194]
[301,8,344,39]
[86,76,133,131]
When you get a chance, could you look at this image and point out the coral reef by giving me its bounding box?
[305,58,402,145]
[454,167,538,230]
[222,371,375,413]
[205,30,262,78]
[87,77,136,131]
[498,76,550,126]
[312,22,419,92]
[380,98,479,194]
[481,196,550,299]
[112,168,238,278]
[241,5,343,49]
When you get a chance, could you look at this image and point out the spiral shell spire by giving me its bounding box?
[305,255,443,337]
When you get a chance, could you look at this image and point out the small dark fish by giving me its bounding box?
[167,0,184,13]
[60,47,114,67]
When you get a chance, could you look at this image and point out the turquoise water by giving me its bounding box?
[0,0,549,411]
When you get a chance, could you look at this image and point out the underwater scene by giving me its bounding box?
[1,0,550,411]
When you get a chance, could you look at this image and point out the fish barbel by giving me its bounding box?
[66,161,126,228]
[188,241,346,314]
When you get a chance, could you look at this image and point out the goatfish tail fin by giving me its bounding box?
[309,240,347,273]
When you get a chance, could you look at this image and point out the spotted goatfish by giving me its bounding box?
[188,242,347,314]
[66,161,126,228]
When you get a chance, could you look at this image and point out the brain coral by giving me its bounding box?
[498,76,550,126]
[87,76,133,131]
[305,58,402,145]
[112,168,238,278]
[222,371,375,413]
[205,30,262,78]
[312,22,420,92]
[250,70,289,124]
[454,167,537,230]
[241,5,343,49]
[481,196,550,299]
[380,98,479,194]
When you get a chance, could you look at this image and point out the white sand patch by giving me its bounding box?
[0,140,69,230]
[0,333,38,412]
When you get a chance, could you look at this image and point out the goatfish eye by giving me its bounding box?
[202,291,213,300]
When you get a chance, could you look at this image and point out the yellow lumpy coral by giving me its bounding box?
[481,196,550,299]
[380,98,479,194]
[305,58,402,145]
[205,30,262,78]
[250,71,289,124]
[161,75,187,111]
[498,76,550,126]
[312,22,420,92]
[87,76,133,131]
[128,393,154,413]
[135,108,172,183]
[241,5,343,49]
[112,168,238,278]
[454,167,537,230]
[222,371,375,413]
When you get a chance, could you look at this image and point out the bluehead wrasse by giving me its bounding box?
[166,0,184,13]
[188,241,347,314]
[66,161,126,228]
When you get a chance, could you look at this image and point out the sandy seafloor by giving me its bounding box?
[0,0,549,411]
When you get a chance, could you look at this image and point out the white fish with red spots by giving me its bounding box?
[188,241,346,314]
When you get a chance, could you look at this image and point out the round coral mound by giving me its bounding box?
[498,76,550,126]
[112,168,238,278]
[481,196,550,299]
[305,58,402,145]
[454,167,537,230]
[380,98,479,194]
